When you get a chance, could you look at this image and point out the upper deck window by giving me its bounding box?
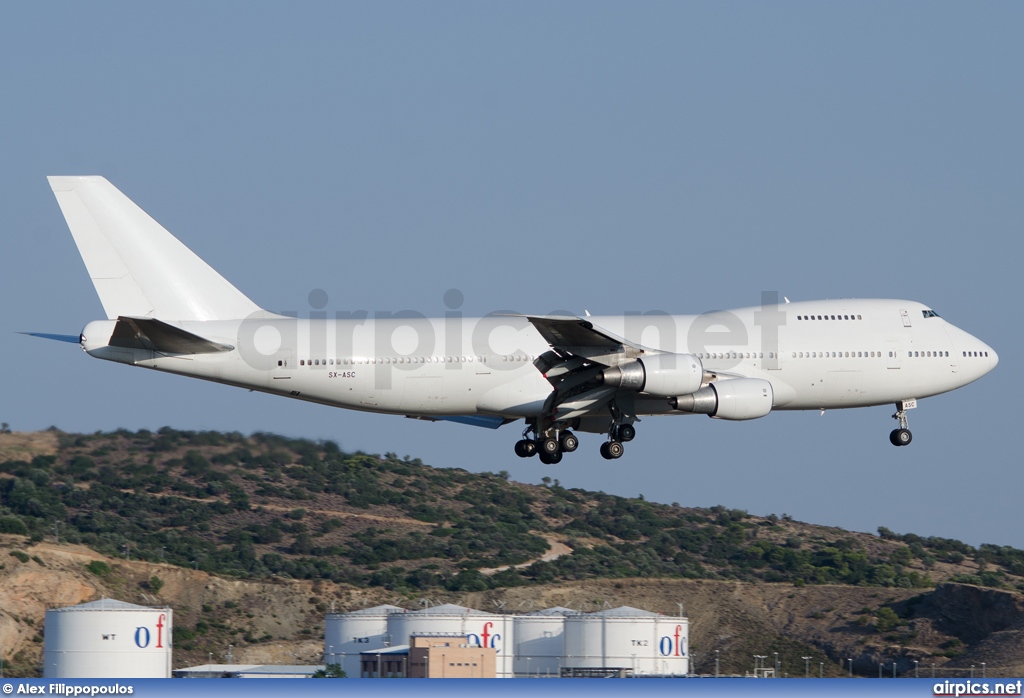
[922,310,940,319]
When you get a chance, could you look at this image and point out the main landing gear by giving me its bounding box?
[889,401,913,447]
[515,434,574,464]
[514,426,579,464]
[513,421,632,462]
[599,441,624,460]
[599,423,634,460]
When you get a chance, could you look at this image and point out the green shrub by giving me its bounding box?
[84,560,110,576]
[0,516,28,535]
[875,607,901,632]
[9,550,29,563]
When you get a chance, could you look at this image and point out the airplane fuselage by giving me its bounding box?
[42,176,999,458]
[81,298,996,421]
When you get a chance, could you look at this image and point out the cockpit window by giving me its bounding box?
[922,310,940,319]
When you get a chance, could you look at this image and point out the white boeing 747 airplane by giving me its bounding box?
[29,177,998,462]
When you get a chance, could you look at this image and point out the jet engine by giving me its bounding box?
[670,377,773,420]
[600,353,703,397]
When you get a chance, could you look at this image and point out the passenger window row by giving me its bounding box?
[791,351,882,359]
[796,314,862,321]
[963,351,989,357]
[698,352,768,360]
[290,354,538,367]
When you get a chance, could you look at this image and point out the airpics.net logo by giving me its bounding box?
[235,289,788,388]
[934,680,1023,696]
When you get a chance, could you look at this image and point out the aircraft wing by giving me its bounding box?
[520,315,731,425]
[511,315,647,369]
[521,315,641,355]
[511,315,647,422]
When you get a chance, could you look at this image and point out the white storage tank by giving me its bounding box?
[324,604,405,678]
[513,606,579,677]
[43,599,172,678]
[562,606,688,677]
[388,603,515,678]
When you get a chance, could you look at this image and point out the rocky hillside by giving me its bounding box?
[1,428,1023,677]
[2,428,1021,592]
[2,537,1023,678]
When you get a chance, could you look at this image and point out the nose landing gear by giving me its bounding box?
[889,400,914,447]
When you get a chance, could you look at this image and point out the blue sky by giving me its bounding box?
[2,3,1020,548]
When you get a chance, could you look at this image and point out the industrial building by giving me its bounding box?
[562,606,688,677]
[324,603,404,678]
[359,634,497,678]
[36,596,687,679]
[43,599,172,678]
[513,606,580,677]
[328,603,689,678]
[388,604,516,677]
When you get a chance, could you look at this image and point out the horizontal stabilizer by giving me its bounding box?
[109,316,233,354]
[20,332,81,344]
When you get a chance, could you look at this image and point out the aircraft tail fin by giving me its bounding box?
[47,176,262,321]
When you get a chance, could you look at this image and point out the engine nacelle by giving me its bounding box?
[670,377,774,420]
[601,353,703,397]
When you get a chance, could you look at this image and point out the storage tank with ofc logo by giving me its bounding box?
[387,603,515,678]
[562,606,688,677]
[513,606,579,677]
[43,599,172,678]
[324,604,405,679]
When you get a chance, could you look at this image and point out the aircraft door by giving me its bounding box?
[274,351,295,371]
[900,309,912,327]
[887,341,901,369]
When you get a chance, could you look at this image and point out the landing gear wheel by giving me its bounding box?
[539,450,563,465]
[514,439,537,458]
[890,402,913,447]
[890,428,912,447]
[600,441,624,460]
[559,432,579,453]
[616,424,636,442]
[539,437,560,456]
